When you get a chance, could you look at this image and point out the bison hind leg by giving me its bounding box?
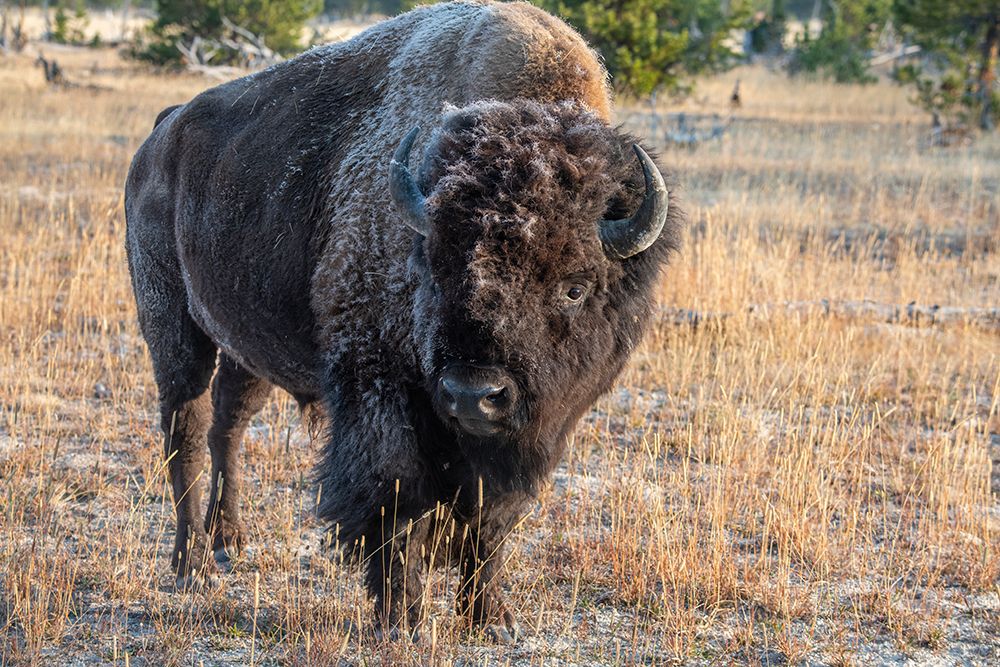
[140,302,218,587]
[205,354,271,568]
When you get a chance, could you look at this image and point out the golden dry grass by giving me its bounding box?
[0,46,998,666]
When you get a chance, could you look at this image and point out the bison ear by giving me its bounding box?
[389,127,431,237]
[599,145,669,259]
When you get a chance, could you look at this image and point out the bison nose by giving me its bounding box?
[437,366,516,432]
[440,376,508,419]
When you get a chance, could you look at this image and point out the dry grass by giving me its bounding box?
[0,46,998,666]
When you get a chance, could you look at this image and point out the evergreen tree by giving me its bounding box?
[535,0,750,97]
[893,0,999,130]
[137,0,321,65]
[749,0,788,56]
[51,0,90,45]
[788,0,891,83]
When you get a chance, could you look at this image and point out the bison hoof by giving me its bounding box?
[213,547,236,573]
[173,570,220,592]
[479,622,519,645]
[370,623,421,644]
[207,520,244,559]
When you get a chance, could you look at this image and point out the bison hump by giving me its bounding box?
[464,2,612,120]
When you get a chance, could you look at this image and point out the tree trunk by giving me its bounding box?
[121,0,131,42]
[980,15,999,131]
[1,2,7,52]
[41,0,50,42]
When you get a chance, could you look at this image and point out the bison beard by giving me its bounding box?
[124,0,683,643]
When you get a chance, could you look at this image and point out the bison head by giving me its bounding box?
[390,100,682,490]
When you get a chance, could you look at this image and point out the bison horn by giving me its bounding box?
[389,126,430,237]
[599,145,669,259]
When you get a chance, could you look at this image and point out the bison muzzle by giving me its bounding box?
[124,0,683,643]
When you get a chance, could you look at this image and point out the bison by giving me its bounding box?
[124,0,682,642]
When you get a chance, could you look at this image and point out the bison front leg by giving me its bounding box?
[364,513,429,641]
[317,378,432,640]
[455,497,524,644]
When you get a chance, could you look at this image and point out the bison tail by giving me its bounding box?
[296,397,327,443]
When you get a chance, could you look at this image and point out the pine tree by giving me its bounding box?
[535,0,750,98]
[749,0,788,56]
[138,0,321,65]
[893,0,999,130]
[788,0,892,83]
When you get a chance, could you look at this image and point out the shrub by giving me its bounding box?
[131,0,322,66]
[51,1,90,46]
[893,0,999,131]
[786,0,891,85]
[535,0,750,98]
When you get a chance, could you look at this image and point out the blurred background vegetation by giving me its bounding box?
[1,0,997,130]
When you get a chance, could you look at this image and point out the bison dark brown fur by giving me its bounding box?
[124,0,683,642]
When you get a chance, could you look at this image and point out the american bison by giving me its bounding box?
[124,0,682,642]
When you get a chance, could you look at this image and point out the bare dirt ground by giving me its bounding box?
[1,41,998,666]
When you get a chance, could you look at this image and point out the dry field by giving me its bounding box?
[1,43,998,666]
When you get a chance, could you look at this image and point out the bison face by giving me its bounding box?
[393,101,681,488]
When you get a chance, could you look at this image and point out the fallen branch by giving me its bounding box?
[868,44,921,67]
[36,52,65,84]
[176,19,282,76]
[35,52,112,91]
[183,64,245,80]
[659,300,1000,334]
[662,112,732,148]
[176,36,219,67]
[818,227,997,259]
[631,111,733,149]
[220,17,281,68]
[922,112,976,149]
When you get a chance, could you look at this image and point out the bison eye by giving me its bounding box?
[562,283,591,306]
[559,273,595,307]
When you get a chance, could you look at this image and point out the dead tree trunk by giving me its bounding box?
[120,0,131,42]
[0,2,7,54]
[979,14,999,131]
[41,0,50,42]
[36,53,64,85]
